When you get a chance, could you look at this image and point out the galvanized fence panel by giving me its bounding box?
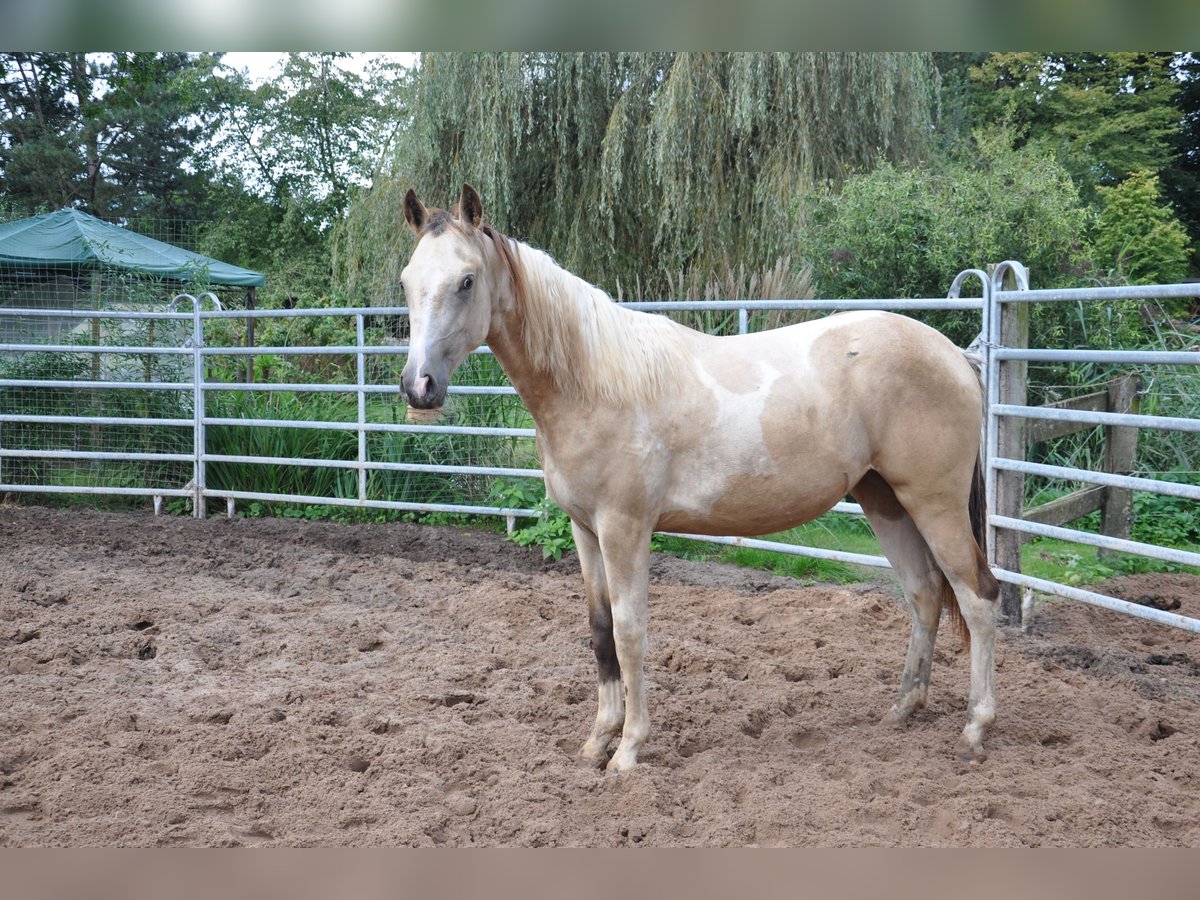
[0,297,206,505]
[187,297,976,536]
[3,272,1199,634]
[983,263,1200,632]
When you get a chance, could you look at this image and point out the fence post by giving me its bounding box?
[1100,373,1141,552]
[191,295,206,519]
[991,265,1029,625]
[357,313,367,506]
[245,286,257,384]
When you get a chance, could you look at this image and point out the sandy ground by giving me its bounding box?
[1,505,1198,847]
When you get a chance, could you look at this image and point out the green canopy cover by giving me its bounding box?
[0,208,264,287]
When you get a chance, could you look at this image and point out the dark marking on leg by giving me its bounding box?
[590,609,621,683]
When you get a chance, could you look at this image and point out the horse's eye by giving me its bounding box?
[460,274,474,293]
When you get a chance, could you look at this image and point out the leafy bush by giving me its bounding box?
[796,129,1095,345]
[1093,170,1192,288]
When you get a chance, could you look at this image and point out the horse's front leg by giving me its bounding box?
[596,518,652,774]
[572,520,624,766]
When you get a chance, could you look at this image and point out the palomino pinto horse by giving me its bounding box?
[400,184,1000,773]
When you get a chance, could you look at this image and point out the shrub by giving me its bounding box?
[796,129,1095,345]
[1093,170,1192,287]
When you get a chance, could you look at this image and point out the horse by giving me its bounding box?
[398,184,1000,773]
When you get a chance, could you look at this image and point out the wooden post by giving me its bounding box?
[1100,373,1141,552]
[994,288,1029,625]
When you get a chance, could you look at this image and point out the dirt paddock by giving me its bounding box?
[2,505,1199,847]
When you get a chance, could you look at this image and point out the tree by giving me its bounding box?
[0,51,222,228]
[204,52,408,228]
[95,53,226,240]
[1161,53,1200,270]
[335,52,940,305]
[931,52,989,151]
[970,53,1181,195]
[1093,169,1191,286]
[0,53,90,210]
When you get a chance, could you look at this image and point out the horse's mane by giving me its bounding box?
[423,211,688,406]
[510,241,691,405]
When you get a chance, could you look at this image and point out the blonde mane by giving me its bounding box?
[487,234,690,406]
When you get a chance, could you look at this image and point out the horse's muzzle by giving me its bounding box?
[401,370,447,410]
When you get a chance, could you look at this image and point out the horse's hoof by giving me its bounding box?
[575,753,608,770]
[955,742,988,769]
[881,709,909,730]
[604,755,638,775]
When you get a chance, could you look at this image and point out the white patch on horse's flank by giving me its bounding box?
[695,360,782,469]
[660,360,785,519]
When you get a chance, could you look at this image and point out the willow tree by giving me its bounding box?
[334,52,938,305]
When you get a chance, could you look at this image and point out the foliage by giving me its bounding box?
[201,53,411,228]
[1092,170,1192,286]
[1161,53,1200,271]
[1132,477,1200,547]
[968,53,1181,195]
[335,52,939,305]
[0,52,221,221]
[797,129,1095,344]
[508,497,576,560]
[203,390,360,502]
[487,479,574,559]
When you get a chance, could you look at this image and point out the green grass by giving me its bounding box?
[1019,535,1200,586]
[652,509,1200,590]
[651,534,870,584]
[656,514,883,584]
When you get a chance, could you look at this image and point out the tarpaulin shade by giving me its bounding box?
[0,208,264,287]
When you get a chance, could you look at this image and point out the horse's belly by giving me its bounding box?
[655,466,854,537]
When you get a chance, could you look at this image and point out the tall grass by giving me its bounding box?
[202,349,538,511]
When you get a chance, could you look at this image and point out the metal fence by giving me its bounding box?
[979,262,1200,633]
[1,267,1198,632]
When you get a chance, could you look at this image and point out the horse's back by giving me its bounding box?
[686,310,979,414]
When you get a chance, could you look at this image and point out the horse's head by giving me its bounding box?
[399,183,496,410]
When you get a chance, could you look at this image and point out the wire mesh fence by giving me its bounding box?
[0,304,196,497]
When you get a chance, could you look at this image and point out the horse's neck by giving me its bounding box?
[487,309,559,415]
[485,241,685,419]
[485,248,570,413]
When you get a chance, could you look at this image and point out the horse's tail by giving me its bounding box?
[944,353,997,649]
[942,454,990,650]
[970,452,989,560]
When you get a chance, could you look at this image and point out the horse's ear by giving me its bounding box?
[404,189,428,233]
[459,183,483,228]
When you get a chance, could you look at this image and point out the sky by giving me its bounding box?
[220,52,414,85]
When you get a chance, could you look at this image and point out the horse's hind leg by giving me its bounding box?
[853,471,945,724]
[898,498,1000,763]
[572,521,625,766]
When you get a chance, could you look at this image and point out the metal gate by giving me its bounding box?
[1,268,1197,631]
